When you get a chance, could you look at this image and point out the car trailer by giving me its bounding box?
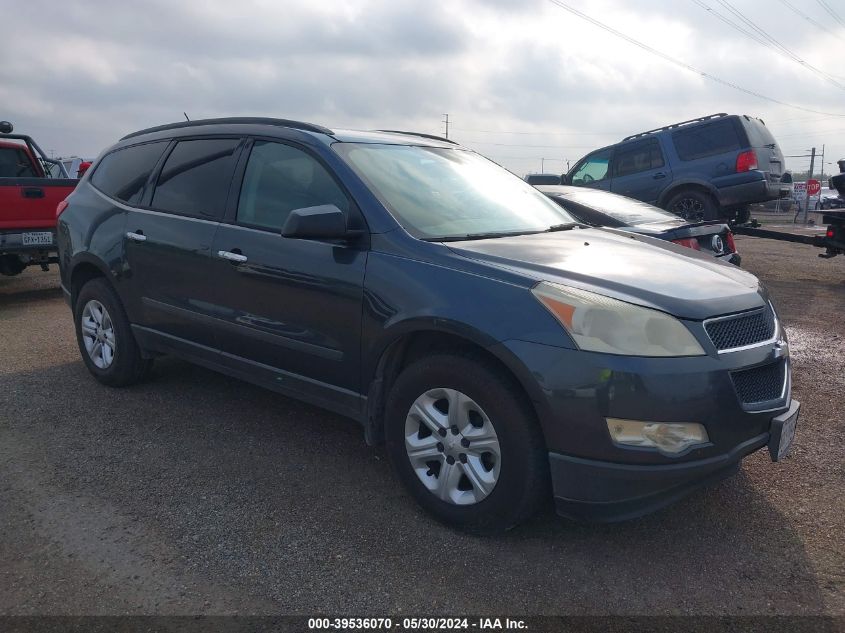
[732,164,845,259]
[733,212,845,259]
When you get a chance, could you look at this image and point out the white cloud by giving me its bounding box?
[1,0,842,177]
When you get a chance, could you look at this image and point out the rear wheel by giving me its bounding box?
[74,278,152,386]
[666,189,719,222]
[385,353,549,533]
[0,255,26,276]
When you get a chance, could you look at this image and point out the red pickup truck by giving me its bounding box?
[0,121,79,276]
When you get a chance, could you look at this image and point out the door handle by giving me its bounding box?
[126,231,146,242]
[22,187,45,198]
[652,172,667,179]
[218,250,248,263]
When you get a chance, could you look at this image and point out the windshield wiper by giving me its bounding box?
[424,229,545,242]
[546,222,584,232]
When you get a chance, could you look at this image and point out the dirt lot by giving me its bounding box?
[1,237,843,616]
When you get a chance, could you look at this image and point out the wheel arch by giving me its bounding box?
[657,180,720,210]
[68,255,114,308]
[363,323,546,447]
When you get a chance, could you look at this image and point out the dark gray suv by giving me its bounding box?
[57,117,799,533]
[564,113,789,223]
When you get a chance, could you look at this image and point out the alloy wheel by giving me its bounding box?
[80,299,116,369]
[404,388,501,505]
[673,197,705,221]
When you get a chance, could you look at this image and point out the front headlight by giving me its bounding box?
[531,282,705,357]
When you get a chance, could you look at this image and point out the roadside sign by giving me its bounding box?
[793,182,820,201]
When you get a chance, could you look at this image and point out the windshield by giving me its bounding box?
[333,143,574,240]
[558,189,680,225]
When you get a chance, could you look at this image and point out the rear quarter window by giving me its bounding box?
[671,119,742,161]
[91,141,169,205]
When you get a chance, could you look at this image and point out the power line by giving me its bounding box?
[777,0,845,41]
[451,127,622,136]
[545,0,845,117]
[458,139,599,149]
[776,127,845,138]
[690,0,779,49]
[707,0,845,90]
[816,0,845,28]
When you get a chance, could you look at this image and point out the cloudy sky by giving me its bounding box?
[2,0,843,178]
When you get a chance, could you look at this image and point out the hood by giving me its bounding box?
[446,228,763,320]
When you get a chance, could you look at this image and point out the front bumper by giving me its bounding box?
[492,337,795,521]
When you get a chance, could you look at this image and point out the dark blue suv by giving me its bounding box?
[563,114,789,223]
[57,118,799,532]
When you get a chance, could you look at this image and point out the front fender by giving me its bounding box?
[360,250,576,391]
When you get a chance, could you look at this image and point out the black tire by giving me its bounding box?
[665,189,719,221]
[733,205,751,225]
[384,353,549,534]
[73,277,152,386]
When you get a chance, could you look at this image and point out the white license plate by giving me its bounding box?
[22,232,53,246]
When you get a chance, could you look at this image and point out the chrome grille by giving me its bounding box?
[731,360,786,406]
[705,307,775,351]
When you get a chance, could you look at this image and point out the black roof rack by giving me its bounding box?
[622,113,728,142]
[376,130,458,145]
[121,117,333,141]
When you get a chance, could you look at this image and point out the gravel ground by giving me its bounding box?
[0,237,843,616]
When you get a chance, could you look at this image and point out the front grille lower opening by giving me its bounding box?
[731,360,786,405]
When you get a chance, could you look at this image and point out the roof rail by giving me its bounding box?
[120,117,333,141]
[376,130,458,145]
[622,113,729,142]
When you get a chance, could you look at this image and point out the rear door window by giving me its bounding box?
[91,141,169,205]
[612,139,664,177]
[236,141,349,231]
[151,138,241,219]
[671,119,742,161]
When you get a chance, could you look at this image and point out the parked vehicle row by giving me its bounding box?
[57,117,799,532]
[541,113,790,224]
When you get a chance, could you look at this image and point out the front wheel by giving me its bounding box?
[385,353,549,533]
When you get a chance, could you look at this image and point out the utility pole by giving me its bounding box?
[442,114,449,139]
[803,147,816,224]
[541,157,545,172]
[819,144,825,183]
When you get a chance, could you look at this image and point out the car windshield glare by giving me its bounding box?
[333,143,574,240]
[560,189,680,225]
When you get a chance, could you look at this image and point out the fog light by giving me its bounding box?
[606,418,709,455]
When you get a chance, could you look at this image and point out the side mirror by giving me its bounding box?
[281,204,349,239]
